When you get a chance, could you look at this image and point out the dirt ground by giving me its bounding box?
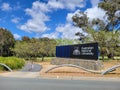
[38,60,120,78]
[0,60,120,79]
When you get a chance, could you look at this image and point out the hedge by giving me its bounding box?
[0,57,25,71]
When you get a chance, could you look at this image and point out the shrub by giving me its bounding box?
[0,57,25,70]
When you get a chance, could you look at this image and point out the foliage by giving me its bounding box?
[86,29,120,60]
[0,28,15,56]
[98,0,120,31]
[22,36,30,42]
[72,0,120,60]
[0,57,25,70]
[35,57,53,62]
[13,37,57,61]
[56,38,80,45]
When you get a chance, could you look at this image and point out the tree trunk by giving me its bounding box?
[0,47,3,56]
[107,53,114,60]
[42,56,44,61]
[102,55,104,62]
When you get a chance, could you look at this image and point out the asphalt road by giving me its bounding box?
[0,77,120,90]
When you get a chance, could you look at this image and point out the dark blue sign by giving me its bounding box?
[56,43,99,60]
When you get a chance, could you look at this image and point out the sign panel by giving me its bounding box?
[56,43,99,60]
[71,43,99,60]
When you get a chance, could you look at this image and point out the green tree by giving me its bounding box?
[13,37,57,61]
[13,41,29,58]
[98,0,120,59]
[0,28,15,56]
[39,38,57,61]
[14,39,40,60]
[22,36,30,42]
[72,0,120,60]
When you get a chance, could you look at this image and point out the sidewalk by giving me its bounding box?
[1,71,120,82]
[0,72,40,78]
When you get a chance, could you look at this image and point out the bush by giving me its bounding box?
[0,57,25,71]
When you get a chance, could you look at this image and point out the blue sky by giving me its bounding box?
[0,0,115,39]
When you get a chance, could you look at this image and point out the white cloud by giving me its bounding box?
[57,6,106,39]
[13,34,21,39]
[32,1,50,13]
[42,10,82,39]
[48,0,85,10]
[19,0,86,37]
[48,0,64,9]
[56,23,82,39]
[20,18,50,33]
[54,10,83,39]
[1,3,12,11]
[11,17,21,24]
[85,7,106,21]
[59,7,106,39]
[91,0,100,7]
[19,1,50,33]
[41,23,82,39]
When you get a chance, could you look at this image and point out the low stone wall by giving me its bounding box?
[51,58,104,70]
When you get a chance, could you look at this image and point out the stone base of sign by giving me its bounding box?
[51,58,103,70]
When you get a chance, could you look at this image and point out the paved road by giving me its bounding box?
[20,62,42,72]
[0,77,120,90]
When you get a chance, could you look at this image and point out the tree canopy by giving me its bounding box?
[98,0,120,31]
[72,0,120,60]
[13,37,57,61]
[0,28,15,56]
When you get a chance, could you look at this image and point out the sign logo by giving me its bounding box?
[73,47,80,55]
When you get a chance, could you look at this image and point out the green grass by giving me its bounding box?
[0,57,25,71]
[36,57,54,62]
[99,56,120,60]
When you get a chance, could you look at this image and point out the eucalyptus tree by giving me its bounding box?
[72,0,120,60]
[0,28,15,56]
[98,0,120,58]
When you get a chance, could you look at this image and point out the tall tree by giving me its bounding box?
[0,28,15,56]
[72,0,120,60]
[98,0,120,59]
